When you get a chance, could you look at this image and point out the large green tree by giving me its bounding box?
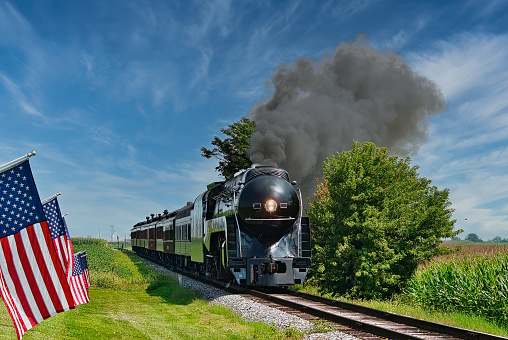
[308,141,461,299]
[201,117,256,180]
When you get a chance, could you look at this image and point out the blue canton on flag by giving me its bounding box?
[79,251,90,288]
[42,198,66,240]
[42,196,72,274]
[72,253,83,276]
[0,161,45,237]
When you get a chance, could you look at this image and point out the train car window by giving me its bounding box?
[157,227,163,239]
[149,228,155,239]
[187,224,191,241]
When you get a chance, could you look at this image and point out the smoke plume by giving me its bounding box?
[247,40,446,200]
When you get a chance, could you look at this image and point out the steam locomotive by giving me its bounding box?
[130,165,311,286]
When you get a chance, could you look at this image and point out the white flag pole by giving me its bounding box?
[0,151,37,173]
[41,192,62,205]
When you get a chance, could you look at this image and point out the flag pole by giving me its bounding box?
[41,192,62,205]
[0,151,36,173]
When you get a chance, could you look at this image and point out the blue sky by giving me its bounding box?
[1,0,507,241]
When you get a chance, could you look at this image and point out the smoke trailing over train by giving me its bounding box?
[247,40,446,199]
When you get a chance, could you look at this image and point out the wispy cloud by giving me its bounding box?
[411,31,508,239]
[0,72,45,118]
[410,32,508,101]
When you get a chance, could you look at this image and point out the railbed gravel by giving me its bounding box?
[142,258,358,340]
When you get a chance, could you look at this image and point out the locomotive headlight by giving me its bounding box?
[265,199,277,212]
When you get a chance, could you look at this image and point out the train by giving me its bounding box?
[130,165,311,287]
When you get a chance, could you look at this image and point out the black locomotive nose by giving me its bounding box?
[237,175,299,242]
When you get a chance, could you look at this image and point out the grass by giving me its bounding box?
[0,239,303,339]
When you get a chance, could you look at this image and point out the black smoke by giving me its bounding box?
[247,40,446,200]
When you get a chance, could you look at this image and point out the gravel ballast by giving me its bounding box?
[141,258,358,339]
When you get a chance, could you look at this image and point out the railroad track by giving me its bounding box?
[132,251,507,340]
[236,287,507,340]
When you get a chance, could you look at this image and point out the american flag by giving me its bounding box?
[42,197,72,274]
[69,252,89,305]
[42,199,90,306]
[78,251,90,288]
[0,159,74,339]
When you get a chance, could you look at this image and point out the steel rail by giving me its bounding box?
[252,288,507,340]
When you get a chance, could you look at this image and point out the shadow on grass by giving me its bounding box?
[124,251,197,306]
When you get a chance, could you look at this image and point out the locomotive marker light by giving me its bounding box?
[265,199,277,212]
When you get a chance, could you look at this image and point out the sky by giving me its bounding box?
[1,0,507,241]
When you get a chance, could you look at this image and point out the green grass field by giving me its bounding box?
[0,239,302,340]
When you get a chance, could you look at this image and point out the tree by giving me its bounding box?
[308,141,460,299]
[201,117,256,179]
[491,236,502,243]
[465,233,481,242]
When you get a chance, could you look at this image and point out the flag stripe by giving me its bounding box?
[33,222,73,311]
[23,226,59,318]
[15,230,51,320]
[53,238,65,271]
[28,224,65,314]
[0,271,26,339]
[0,235,38,328]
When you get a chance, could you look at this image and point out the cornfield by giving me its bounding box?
[404,244,508,327]
[424,244,508,267]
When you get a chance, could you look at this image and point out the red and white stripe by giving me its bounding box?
[69,272,89,306]
[82,267,90,289]
[67,252,90,306]
[0,222,74,339]
[53,234,72,274]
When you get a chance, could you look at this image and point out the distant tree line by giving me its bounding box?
[453,233,508,243]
